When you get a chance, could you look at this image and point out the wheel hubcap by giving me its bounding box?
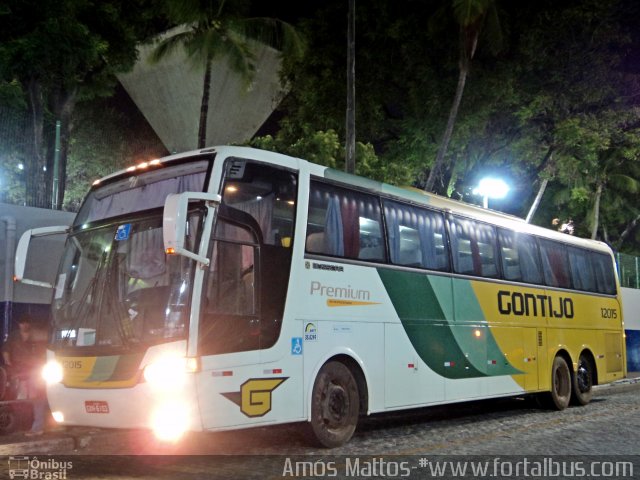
[322,382,348,425]
[577,361,591,393]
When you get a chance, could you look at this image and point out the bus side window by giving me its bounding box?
[448,216,499,278]
[538,238,571,289]
[568,246,596,292]
[497,229,543,285]
[221,160,297,247]
[306,181,385,262]
[591,252,617,295]
[383,199,449,271]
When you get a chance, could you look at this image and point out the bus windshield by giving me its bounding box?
[51,213,201,350]
[74,159,209,226]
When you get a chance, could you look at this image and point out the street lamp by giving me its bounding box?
[473,177,510,209]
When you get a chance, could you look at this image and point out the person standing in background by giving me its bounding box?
[1,314,50,435]
[25,318,49,436]
[1,315,34,399]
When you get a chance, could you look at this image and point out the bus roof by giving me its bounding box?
[90,145,614,256]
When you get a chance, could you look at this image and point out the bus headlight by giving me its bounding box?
[51,411,65,423]
[42,360,64,384]
[143,356,198,390]
[151,399,190,442]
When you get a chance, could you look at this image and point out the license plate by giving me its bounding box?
[85,400,110,414]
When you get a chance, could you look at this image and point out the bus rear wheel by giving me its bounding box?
[545,355,572,410]
[571,354,594,406]
[308,361,360,448]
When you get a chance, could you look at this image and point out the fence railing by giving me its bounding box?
[617,253,640,289]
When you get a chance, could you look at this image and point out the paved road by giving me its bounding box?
[2,381,639,478]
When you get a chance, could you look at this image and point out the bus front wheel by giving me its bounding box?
[571,353,594,406]
[308,361,360,448]
[546,355,572,410]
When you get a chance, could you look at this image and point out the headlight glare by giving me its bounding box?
[42,360,64,384]
[151,399,189,442]
[143,355,198,390]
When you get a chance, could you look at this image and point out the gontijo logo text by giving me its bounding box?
[497,290,574,319]
[310,281,380,307]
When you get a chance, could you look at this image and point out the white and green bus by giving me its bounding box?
[16,146,626,447]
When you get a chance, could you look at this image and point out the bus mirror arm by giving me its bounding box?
[14,225,70,288]
[163,192,221,267]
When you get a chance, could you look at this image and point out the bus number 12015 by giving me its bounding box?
[600,308,618,319]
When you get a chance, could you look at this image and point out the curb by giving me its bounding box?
[0,434,75,455]
[610,375,640,386]
[0,428,134,456]
[594,375,640,390]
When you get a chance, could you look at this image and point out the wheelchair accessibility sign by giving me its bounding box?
[115,223,131,241]
[291,337,303,355]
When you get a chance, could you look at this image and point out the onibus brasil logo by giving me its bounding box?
[8,456,73,479]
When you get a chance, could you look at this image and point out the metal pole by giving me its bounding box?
[52,120,61,209]
[635,255,639,289]
[345,0,356,174]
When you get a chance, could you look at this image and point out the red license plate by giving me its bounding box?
[85,400,110,414]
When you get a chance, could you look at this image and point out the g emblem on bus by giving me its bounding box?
[222,377,288,417]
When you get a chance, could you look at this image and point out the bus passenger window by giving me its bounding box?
[383,199,449,271]
[306,181,385,262]
[497,229,543,285]
[591,252,617,295]
[538,238,571,289]
[568,246,596,292]
[448,216,499,278]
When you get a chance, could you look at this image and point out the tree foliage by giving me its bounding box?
[0,0,161,208]
[2,0,640,254]
[263,0,640,251]
[63,92,168,211]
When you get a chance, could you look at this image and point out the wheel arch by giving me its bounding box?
[553,346,599,386]
[306,350,370,421]
[553,347,573,367]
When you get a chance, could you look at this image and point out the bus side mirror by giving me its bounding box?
[163,191,221,266]
[15,225,70,288]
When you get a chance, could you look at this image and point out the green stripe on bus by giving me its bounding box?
[324,169,383,191]
[378,269,520,378]
[85,355,120,382]
[451,279,521,376]
[84,353,143,383]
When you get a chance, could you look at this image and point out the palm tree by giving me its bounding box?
[150,0,304,149]
[588,158,640,240]
[424,0,503,193]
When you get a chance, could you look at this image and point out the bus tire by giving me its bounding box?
[571,353,594,406]
[0,404,18,435]
[308,361,360,448]
[546,355,572,410]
